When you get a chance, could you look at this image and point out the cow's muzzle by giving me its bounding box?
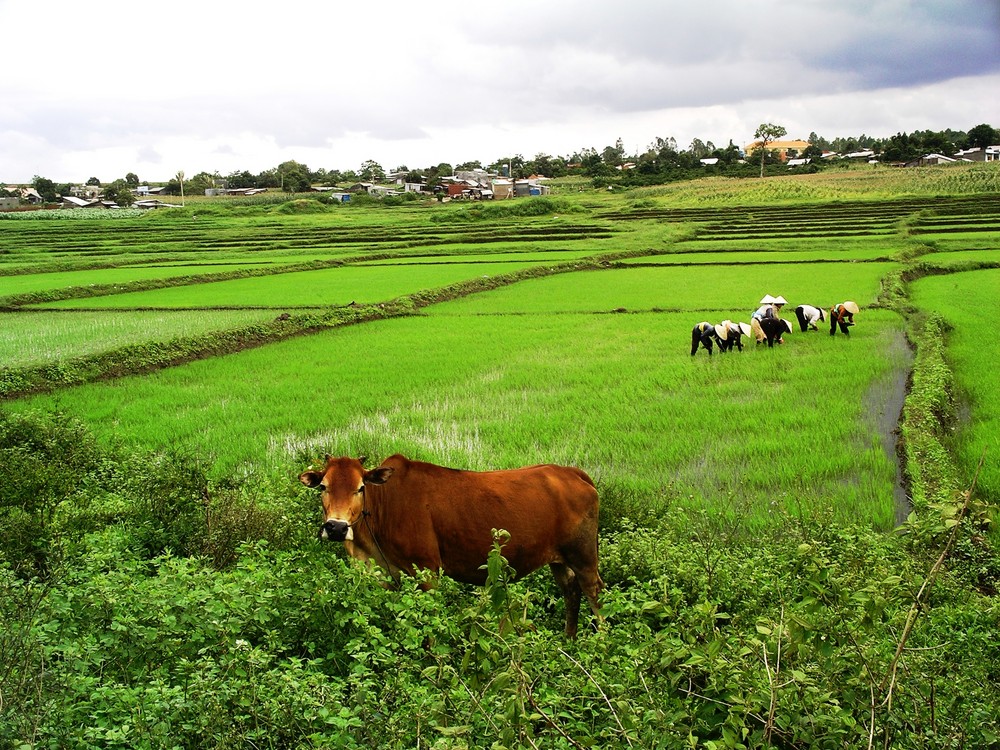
[319,519,352,542]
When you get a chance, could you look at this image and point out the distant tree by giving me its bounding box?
[881,132,919,163]
[715,140,744,165]
[358,160,385,183]
[602,137,626,167]
[186,171,216,194]
[915,130,954,156]
[256,169,280,189]
[226,170,257,189]
[86,176,101,187]
[277,160,311,192]
[455,160,483,171]
[753,123,787,177]
[689,138,716,159]
[808,131,831,150]
[525,153,566,177]
[966,123,997,149]
[31,176,58,202]
[103,179,135,207]
[802,144,824,160]
[125,172,140,187]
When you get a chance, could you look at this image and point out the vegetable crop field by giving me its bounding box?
[2,162,1000,749]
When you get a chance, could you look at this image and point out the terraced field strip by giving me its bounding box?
[0,214,615,258]
[426,262,898,315]
[0,309,297,368]
[600,194,1000,244]
[25,261,578,310]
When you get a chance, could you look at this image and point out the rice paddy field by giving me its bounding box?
[4,165,999,527]
[4,163,1000,749]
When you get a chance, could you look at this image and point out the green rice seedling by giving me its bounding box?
[0,310,295,368]
[917,248,1000,268]
[355,249,603,265]
[909,268,1000,503]
[426,262,898,315]
[28,261,552,309]
[0,264,278,298]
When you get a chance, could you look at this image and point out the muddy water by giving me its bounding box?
[863,328,914,525]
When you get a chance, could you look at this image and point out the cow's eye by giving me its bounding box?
[355,485,365,495]
[318,484,326,492]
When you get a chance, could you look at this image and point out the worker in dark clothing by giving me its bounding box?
[830,301,859,336]
[691,321,725,356]
[716,320,752,352]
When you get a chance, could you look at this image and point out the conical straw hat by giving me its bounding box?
[714,324,729,340]
[843,301,860,314]
[759,294,776,304]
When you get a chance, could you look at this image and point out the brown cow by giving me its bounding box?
[299,453,603,638]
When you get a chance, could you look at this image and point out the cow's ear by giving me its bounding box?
[364,467,395,485]
[299,470,323,488]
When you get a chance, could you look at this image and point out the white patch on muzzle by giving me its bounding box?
[321,518,354,541]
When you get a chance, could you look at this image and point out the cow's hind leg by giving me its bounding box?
[573,565,604,627]
[549,562,582,639]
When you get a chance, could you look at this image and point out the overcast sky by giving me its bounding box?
[2,0,998,184]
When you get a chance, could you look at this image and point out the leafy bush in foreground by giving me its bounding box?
[1,411,998,749]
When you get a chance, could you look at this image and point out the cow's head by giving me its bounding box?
[299,455,394,542]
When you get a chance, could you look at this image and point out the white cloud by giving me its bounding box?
[1,0,997,183]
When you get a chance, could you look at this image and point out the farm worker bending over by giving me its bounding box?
[750,295,787,344]
[691,321,726,356]
[794,304,826,332]
[830,301,860,336]
[716,320,752,352]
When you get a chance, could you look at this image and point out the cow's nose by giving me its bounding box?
[319,520,349,541]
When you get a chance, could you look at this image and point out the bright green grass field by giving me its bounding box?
[621,251,893,265]
[917,248,1000,268]
[427,262,898,315]
[909,268,1000,502]
[9,306,908,530]
[0,310,298,368]
[0,264,279,298]
[27,261,551,309]
[356,250,602,265]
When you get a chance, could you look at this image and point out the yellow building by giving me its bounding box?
[744,139,811,161]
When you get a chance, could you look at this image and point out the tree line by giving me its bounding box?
[8,122,996,206]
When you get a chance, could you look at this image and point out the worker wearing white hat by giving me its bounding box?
[830,301,860,336]
[750,294,787,344]
[716,320,752,352]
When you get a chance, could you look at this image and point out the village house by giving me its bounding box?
[743,138,811,162]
